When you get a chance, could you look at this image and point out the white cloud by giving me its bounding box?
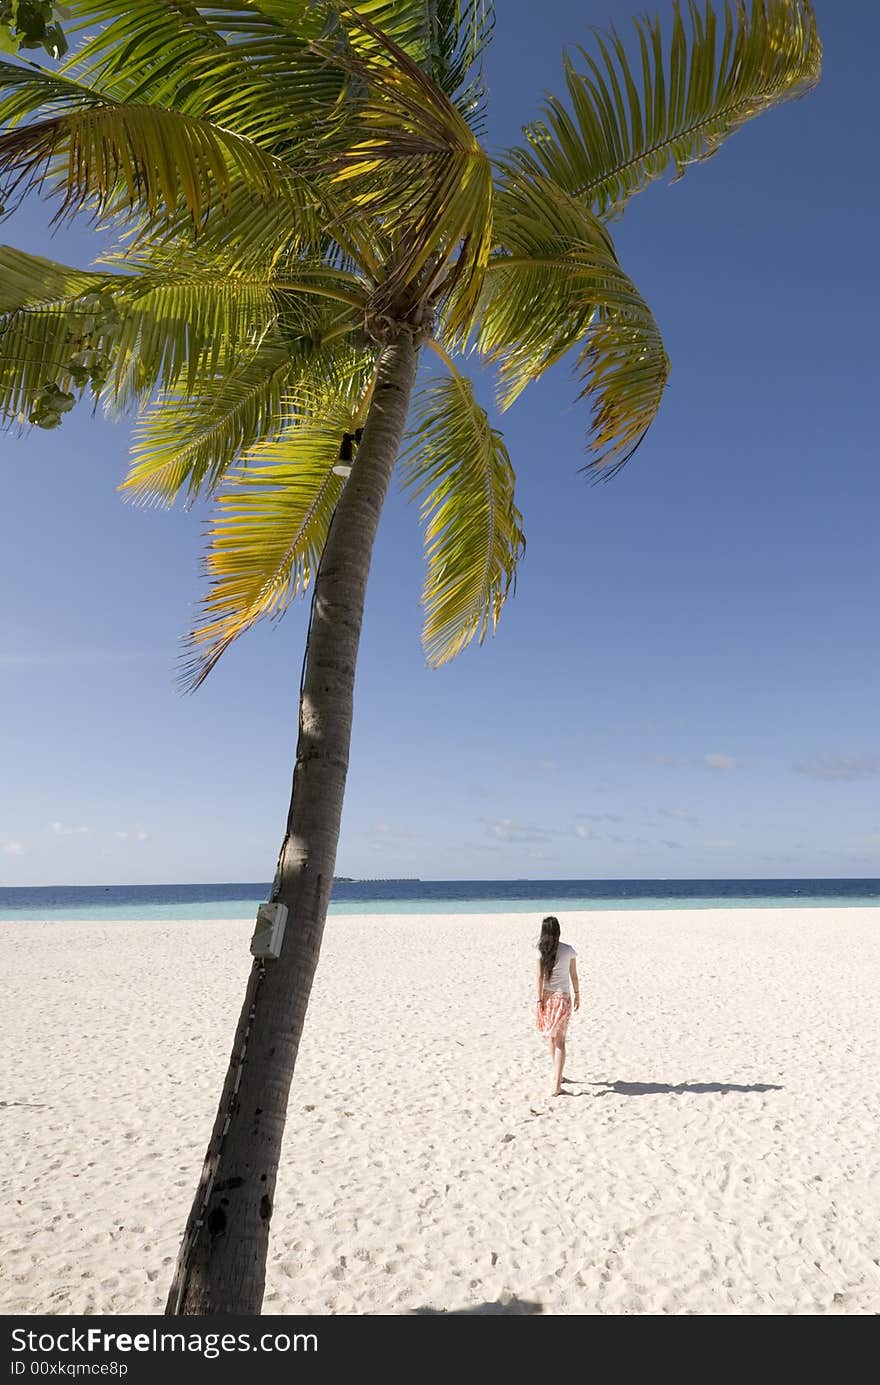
[2,840,25,856]
[704,753,737,772]
[483,817,551,845]
[368,822,416,840]
[50,821,90,836]
[794,754,880,782]
[652,754,737,773]
[115,828,149,842]
[573,821,593,840]
[659,807,698,823]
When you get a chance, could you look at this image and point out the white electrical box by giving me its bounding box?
[250,902,288,959]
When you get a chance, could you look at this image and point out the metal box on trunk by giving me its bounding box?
[249,902,288,959]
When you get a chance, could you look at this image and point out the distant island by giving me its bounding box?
[333,878,421,884]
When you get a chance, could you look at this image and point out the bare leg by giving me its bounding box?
[552,1038,565,1096]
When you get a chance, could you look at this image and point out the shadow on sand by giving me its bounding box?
[412,1297,542,1315]
[591,1080,783,1097]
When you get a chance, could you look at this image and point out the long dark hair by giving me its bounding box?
[538,915,561,980]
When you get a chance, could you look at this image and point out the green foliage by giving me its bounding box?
[510,0,821,218]
[0,247,119,419]
[124,334,372,508]
[0,2,67,61]
[0,1,821,675]
[0,244,367,431]
[180,364,376,689]
[403,362,525,665]
[478,174,670,474]
[28,379,74,427]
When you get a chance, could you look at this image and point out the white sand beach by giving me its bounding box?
[1,907,879,1316]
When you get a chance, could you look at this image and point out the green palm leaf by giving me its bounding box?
[577,305,670,480]
[117,180,324,275]
[346,2,493,120]
[510,0,821,218]
[0,51,326,243]
[0,85,284,227]
[0,246,121,421]
[402,357,525,666]
[183,391,373,691]
[0,59,108,125]
[107,269,292,400]
[1,0,822,676]
[0,245,107,313]
[0,245,365,422]
[101,262,364,409]
[123,336,374,506]
[122,339,294,507]
[475,176,670,474]
[64,1,350,151]
[320,9,494,332]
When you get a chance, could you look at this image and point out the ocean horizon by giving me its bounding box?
[1,877,879,922]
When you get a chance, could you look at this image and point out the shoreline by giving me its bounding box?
[3,898,880,924]
[2,907,879,1315]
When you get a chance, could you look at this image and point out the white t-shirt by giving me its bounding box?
[536,941,577,996]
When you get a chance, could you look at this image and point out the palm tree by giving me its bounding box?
[0,0,820,1314]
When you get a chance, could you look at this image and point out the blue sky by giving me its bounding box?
[2,1,878,886]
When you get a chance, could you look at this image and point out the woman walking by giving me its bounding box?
[535,916,579,1096]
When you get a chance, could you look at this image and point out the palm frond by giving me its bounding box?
[0,245,366,423]
[576,303,670,480]
[123,335,374,506]
[107,269,292,401]
[0,3,67,59]
[509,0,821,218]
[122,339,293,507]
[346,2,494,123]
[0,59,108,126]
[402,355,524,666]
[473,176,670,474]
[0,245,107,312]
[113,183,324,275]
[0,83,284,227]
[63,2,350,153]
[182,384,373,690]
[0,246,121,421]
[319,8,494,332]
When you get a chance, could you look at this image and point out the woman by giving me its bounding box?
[535,915,579,1097]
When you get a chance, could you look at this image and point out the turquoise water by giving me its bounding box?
[1,878,879,922]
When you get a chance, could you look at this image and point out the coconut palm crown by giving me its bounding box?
[0,0,821,1317]
[1,1,820,679]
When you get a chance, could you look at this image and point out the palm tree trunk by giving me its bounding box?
[165,330,419,1315]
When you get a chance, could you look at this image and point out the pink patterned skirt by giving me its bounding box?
[536,991,572,1041]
